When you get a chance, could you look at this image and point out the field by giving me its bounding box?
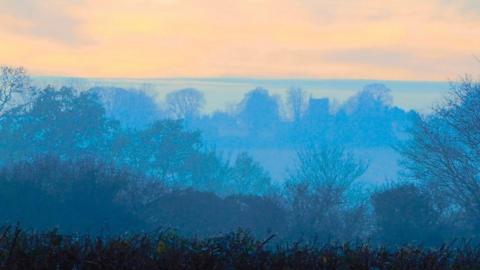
[230,147,400,185]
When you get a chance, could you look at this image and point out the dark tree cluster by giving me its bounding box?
[0,157,285,236]
[0,84,273,195]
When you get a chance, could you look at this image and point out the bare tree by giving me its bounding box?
[292,144,367,194]
[286,143,368,240]
[341,83,392,115]
[0,66,30,114]
[286,87,308,123]
[165,88,205,120]
[401,77,480,228]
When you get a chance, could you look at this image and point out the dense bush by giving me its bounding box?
[0,157,285,237]
[371,184,446,245]
[0,157,144,234]
[1,227,480,269]
[145,191,286,237]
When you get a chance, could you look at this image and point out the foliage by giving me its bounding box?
[90,87,164,129]
[193,84,411,148]
[228,152,273,195]
[0,157,284,236]
[237,87,281,133]
[0,87,117,162]
[0,83,273,194]
[165,88,205,121]
[286,87,308,123]
[0,66,31,115]
[286,144,368,241]
[3,66,480,249]
[1,227,480,269]
[371,183,446,245]
[401,78,480,233]
[0,156,143,234]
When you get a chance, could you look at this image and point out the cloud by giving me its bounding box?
[322,49,418,67]
[0,0,86,45]
[0,0,478,79]
[438,0,480,18]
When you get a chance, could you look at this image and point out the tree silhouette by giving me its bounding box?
[0,66,31,116]
[165,88,205,121]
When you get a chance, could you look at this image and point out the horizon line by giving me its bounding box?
[31,75,453,84]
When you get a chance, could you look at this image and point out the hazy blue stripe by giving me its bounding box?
[31,77,451,112]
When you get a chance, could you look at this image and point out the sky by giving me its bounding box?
[0,0,479,80]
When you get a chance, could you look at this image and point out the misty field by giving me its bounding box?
[237,147,399,184]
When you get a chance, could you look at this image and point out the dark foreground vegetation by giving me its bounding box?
[2,227,480,270]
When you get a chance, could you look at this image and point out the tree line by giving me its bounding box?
[0,66,479,245]
[90,83,415,148]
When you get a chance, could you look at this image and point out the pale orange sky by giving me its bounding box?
[0,0,479,80]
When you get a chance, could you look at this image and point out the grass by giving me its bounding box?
[1,226,480,269]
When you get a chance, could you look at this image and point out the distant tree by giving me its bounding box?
[401,78,480,231]
[230,152,272,195]
[0,87,118,162]
[237,87,280,133]
[297,97,331,145]
[117,120,229,191]
[165,88,205,120]
[342,84,392,114]
[90,87,163,128]
[286,87,308,123]
[118,120,202,180]
[336,84,395,145]
[286,144,368,240]
[199,110,238,144]
[371,183,444,245]
[0,66,32,115]
[291,144,367,192]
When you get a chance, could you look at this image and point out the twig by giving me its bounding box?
[257,234,276,251]
[5,225,21,268]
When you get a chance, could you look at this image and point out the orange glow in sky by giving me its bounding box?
[0,0,479,80]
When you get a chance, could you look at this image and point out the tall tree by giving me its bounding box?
[237,87,280,132]
[286,144,368,240]
[336,84,396,145]
[0,87,118,162]
[165,88,205,120]
[229,152,272,195]
[90,87,163,128]
[0,66,31,115]
[286,87,308,123]
[401,78,480,230]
